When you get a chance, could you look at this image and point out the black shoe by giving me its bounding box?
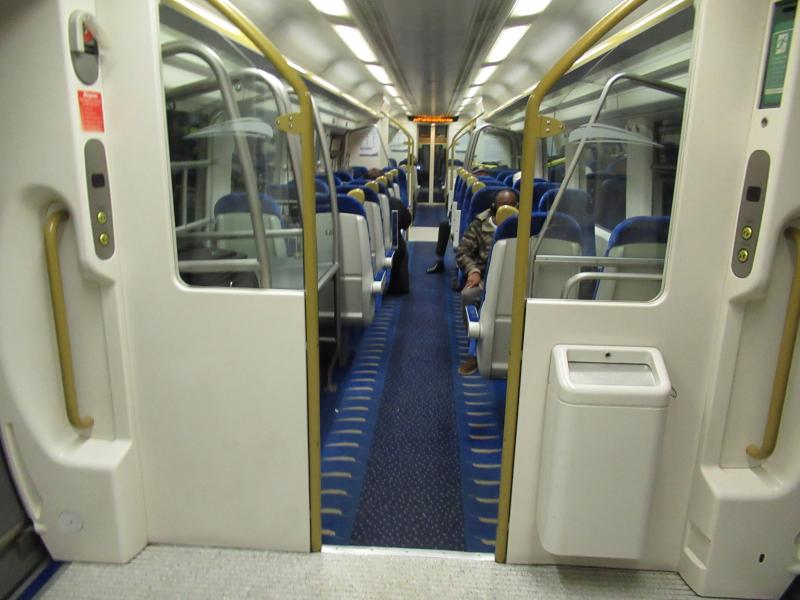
[426,261,444,274]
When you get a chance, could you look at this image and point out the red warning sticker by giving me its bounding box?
[78,90,105,132]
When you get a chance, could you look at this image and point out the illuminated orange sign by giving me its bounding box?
[411,115,457,123]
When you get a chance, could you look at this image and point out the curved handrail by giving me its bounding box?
[560,271,662,299]
[446,113,482,206]
[495,0,650,563]
[204,0,322,551]
[162,40,272,288]
[383,112,417,210]
[747,227,800,460]
[44,210,94,430]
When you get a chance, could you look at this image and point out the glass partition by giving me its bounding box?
[160,19,304,290]
[528,8,694,302]
[470,127,518,170]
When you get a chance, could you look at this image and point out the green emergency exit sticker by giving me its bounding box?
[761,0,797,108]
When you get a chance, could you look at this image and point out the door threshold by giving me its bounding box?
[321,544,495,562]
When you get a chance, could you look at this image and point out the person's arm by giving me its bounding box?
[456,221,482,280]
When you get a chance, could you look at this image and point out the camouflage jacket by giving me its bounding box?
[456,209,496,276]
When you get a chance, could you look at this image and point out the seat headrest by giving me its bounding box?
[468,186,517,223]
[351,166,368,179]
[495,205,519,226]
[337,194,366,217]
[346,188,365,203]
[608,216,670,249]
[214,192,280,216]
[494,211,582,244]
[537,188,592,218]
[337,184,379,204]
[334,171,353,182]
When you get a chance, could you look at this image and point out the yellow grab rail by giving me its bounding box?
[383,112,416,207]
[495,0,649,563]
[204,0,322,551]
[747,227,800,460]
[44,210,94,430]
[446,113,482,204]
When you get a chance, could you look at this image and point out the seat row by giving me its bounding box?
[465,210,670,378]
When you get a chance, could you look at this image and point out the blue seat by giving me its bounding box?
[469,211,583,378]
[595,216,670,301]
[335,193,367,217]
[351,166,368,179]
[537,188,595,256]
[214,192,281,217]
[334,171,352,183]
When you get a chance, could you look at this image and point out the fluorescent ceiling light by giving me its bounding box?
[333,25,377,62]
[473,65,497,85]
[511,0,552,16]
[366,64,391,84]
[464,87,479,99]
[385,85,400,97]
[309,0,350,17]
[486,25,530,62]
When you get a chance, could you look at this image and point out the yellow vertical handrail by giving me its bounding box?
[383,112,416,207]
[495,0,649,563]
[44,210,94,430]
[747,228,800,460]
[204,0,322,551]
[446,113,482,205]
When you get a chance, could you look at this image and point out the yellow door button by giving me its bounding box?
[96,211,108,225]
[741,226,753,240]
[737,248,749,263]
[98,232,110,246]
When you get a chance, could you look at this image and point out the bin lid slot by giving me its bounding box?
[567,361,656,387]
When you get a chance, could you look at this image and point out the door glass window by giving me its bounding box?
[528,9,694,302]
[160,18,303,290]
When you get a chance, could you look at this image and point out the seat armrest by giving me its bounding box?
[465,304,481,339]
[371,269,387,295]
[383,249,395,269]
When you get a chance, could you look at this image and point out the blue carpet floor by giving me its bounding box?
[350,242,464,550]
[413,204,447,227]
[321,241,506,551]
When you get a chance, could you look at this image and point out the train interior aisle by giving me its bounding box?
[2,0,800,599]
[320,203,507,552]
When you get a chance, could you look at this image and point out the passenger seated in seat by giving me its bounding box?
[456,188,518,375]
[427,167,493,274]
[367,168,411,294]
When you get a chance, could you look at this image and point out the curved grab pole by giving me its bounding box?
[495,0,649,563]
[44,210,94,430]
[162,40,272,289]
[446,113,482,206]
[203,0,322,551]
[747,228,800,460]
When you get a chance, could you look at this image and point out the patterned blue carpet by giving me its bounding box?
[321,241,506,551]
[413,204,447,227]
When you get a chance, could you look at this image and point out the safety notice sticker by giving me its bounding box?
[78,90,105,132]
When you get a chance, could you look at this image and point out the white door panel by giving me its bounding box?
[506,0,772,575]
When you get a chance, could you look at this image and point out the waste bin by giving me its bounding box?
[537,344,671,559]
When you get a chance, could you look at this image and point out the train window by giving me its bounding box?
[160,19,304,290]
[472,127,517,170]
[388,126,408,165]
[529,7,694,303]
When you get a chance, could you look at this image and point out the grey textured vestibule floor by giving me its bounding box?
[39,545,721,599]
